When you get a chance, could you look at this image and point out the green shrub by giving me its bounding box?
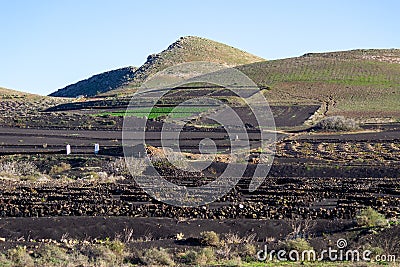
[0,253,12,266]
[284,238,314,253]
[80,243,123,265]
[141,247,175,266]
[181,250,197,264]
[104,239,125,256]
[363,244,385,259]
[196,247,215,265]
[182,248,215,265]
[6,246,34,267]
[200,231,220,247]
[36,244,69,266]
[240,243,257,262]
[222,256,242,266]
[356,207,388,228]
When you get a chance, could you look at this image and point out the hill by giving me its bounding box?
[238,49,400,119]
[48,38,400,120]
[49,36,265,97]
[49,66,137,97]
[0,86,71,129]
[0,86,35,99]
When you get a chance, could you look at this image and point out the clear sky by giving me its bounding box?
[0,0,399,95]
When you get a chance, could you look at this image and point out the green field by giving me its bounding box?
[96,106,210,119]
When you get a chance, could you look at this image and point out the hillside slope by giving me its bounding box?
[302,48,400,63]
[0,86,34,98]
[50,36,265,97]
[49,66,137,97]
[238,49,400,119]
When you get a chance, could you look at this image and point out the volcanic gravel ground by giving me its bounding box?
[0,163,399,220]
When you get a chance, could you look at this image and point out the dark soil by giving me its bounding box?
[0,217,349,243]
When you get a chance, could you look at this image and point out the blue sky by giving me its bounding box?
[0,0,399,95]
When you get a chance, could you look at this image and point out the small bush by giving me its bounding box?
[0,161,40,179]
[62,251,89,266]
[196,247,215,265]
[7,246,34,267]
[200,231,220,247]
[363,244,385,259]
[224,232,256,245]
[49,162,71,175]
[224,233,243,245]
[356,207,388,228]
[182,248,215,265]
[0,254,12,266]
[222,256,242,266]
[105,157,146,177]
[240,243,257,262]
[80,243,123,265]
[36,244,69,266]
[181,250,197,264]
[215,242,233,260]
[315,116,359,131]
[284,238,314,253]
[141,247,175,266]
[104,239,125,256]
[104,158,128,176]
